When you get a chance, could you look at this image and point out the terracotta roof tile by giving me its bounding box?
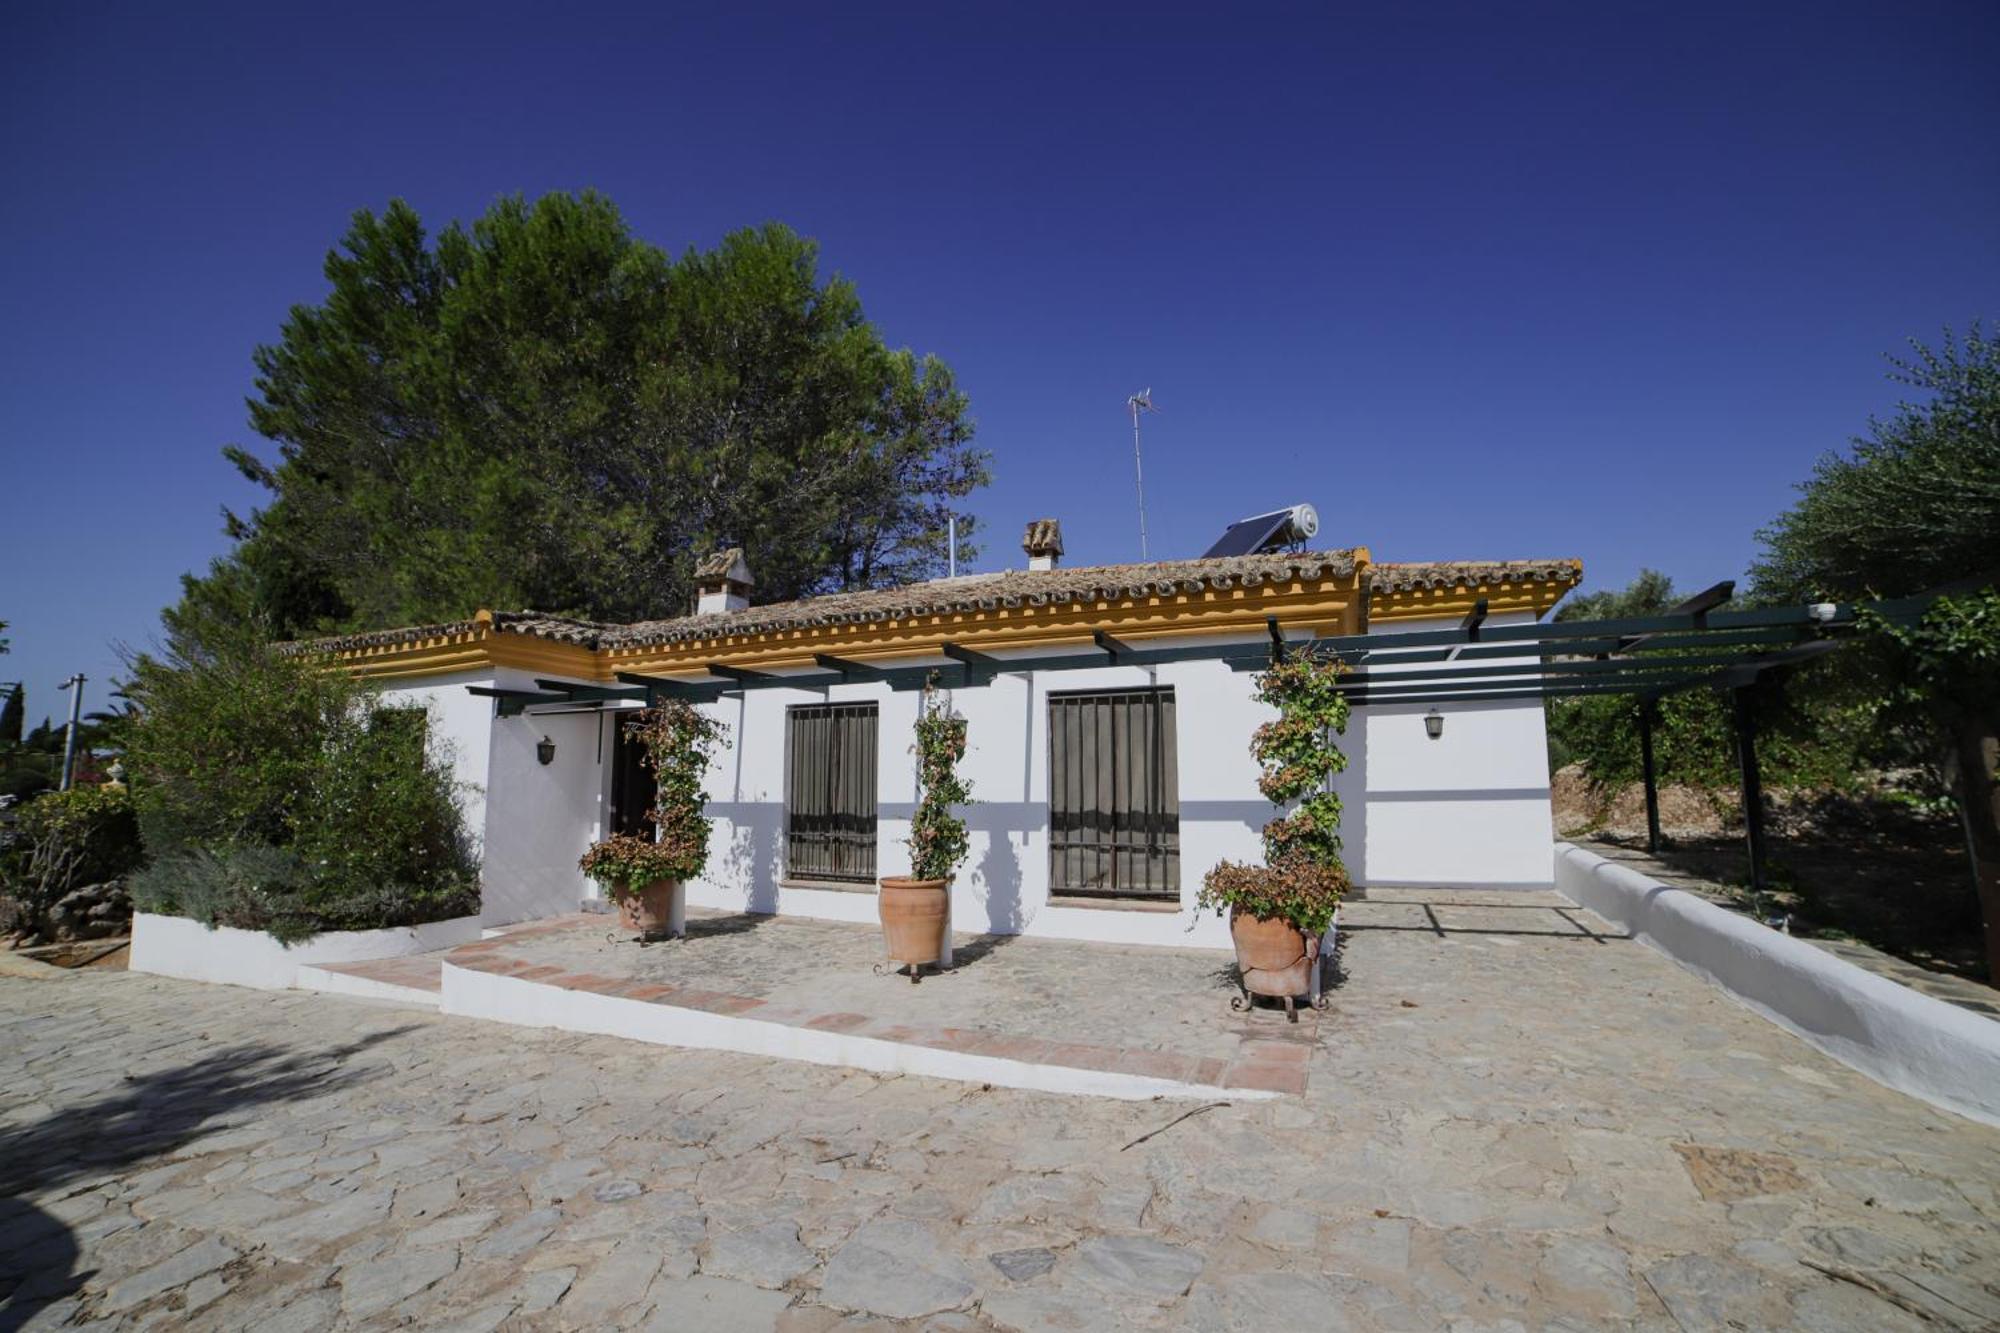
[1367,560,1583,595]
[294,549,1582,657]
[605,548,1362,648]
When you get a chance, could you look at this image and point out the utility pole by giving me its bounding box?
[58,673,85,791]
[1127,389,1156,561]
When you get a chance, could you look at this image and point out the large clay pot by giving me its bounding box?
[615,879,683,939]
[878,876,950,978]
[1230,907,1319,1013]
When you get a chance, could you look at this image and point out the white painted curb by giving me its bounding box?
[1553,842,2000,1127]
[129,913,481,992]
[440,961,1271,1103]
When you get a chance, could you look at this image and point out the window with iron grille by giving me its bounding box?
[1047,687,1180,899]
[785,703,879,884]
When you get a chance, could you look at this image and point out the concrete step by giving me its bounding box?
[295,953,446,1008]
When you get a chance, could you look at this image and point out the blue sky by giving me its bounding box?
[3,2,1996,719]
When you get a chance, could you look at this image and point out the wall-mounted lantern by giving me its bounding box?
[537,735,556,766]
[1424,709,1444,740]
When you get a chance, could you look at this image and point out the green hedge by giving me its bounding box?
[125,596,478,944]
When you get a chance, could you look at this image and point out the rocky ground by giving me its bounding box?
[3,904,1998,1331]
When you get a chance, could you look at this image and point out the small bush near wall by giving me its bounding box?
[124,596,478,944]
[0,783,144,942]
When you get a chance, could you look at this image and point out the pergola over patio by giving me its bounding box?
[469,584,1951,900]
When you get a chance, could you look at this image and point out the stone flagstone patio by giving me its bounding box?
[5,887,2000,1329]
[445,908,1325,1096]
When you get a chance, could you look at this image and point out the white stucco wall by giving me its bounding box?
[1358,611,1556,889]
[476,667,607,925]
[683,647,1268,949]
[378,667,609,926]
[130,912,482,990]
[462,607,1561,937]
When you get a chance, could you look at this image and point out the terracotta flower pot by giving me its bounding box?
[1229,906,1319,1010]
[878,876,950,978]
[615,879,682,939]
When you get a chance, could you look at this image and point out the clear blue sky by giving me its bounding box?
[3,2,1996,720]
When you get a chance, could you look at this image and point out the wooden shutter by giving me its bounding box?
[785,703,879,883]
[1048,688,1179,898]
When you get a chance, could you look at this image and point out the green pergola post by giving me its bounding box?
[1730,686,1769,898]
[1637,699,1662,855]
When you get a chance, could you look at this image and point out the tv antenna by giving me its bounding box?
[1127,389,1157,560]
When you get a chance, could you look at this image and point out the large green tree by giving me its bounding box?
[1754,325,2000,979]
[203,192,988,635]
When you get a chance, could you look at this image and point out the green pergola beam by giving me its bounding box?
[532,679,648,703]
[1341,649,1806,690]
[1346,671,1711,703]
[466,593,1949,716]
[611,672,728,703]
[1349,625,1811,667]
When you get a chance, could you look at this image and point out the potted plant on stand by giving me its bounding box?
[1197,647,1351,1021]
[878,677,972,983]
[579,703,725,941]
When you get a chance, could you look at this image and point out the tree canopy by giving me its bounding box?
[202,192,988,636]
[1753,325,2000,602]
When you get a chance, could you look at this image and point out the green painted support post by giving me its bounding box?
[1730,686,1769,897]
[1638,700,1662,854]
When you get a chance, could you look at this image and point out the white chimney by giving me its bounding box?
[1022,519,1063,572]
[693,547,754,615]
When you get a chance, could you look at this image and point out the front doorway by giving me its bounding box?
[609,713,658,838]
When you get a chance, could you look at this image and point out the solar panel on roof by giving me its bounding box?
[1201,510,1295,559]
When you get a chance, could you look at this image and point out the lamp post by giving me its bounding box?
[58,673,86,790]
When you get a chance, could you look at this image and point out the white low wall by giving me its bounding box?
[129,913,482,991]
[1554,843,2000,1127]
[441,961,1264,1102]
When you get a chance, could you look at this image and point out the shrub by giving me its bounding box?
[578,703,725,893]
[123,600,478,942]
[0,784,145,937]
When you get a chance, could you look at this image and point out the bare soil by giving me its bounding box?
[1553,765,1987,984]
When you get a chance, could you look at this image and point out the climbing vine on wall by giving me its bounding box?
[1199,647,1351,936]
[907,677,974,881]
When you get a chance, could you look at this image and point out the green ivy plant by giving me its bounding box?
[579,703,726,893]
[1198,647,1351,937]
[906,677,973,882]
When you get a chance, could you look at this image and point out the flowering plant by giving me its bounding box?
[578,703,725,892]
[1197,647,1351,936]
[905,677,973,881]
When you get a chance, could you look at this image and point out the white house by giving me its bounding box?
[313,524,1581,950]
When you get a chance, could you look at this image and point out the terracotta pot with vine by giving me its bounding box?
[577,704,724,941]
[881,678,973,982]
[1198,648,1352,1019]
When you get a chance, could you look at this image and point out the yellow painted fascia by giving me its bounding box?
[330,570,1367,683]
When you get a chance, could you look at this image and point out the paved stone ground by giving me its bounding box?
[455,911,1317,1091]
[1581,840,2000,1018]
[5,905,2000,1331]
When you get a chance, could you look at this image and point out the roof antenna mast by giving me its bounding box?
[1127,388,1157,560]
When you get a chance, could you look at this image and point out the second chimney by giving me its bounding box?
[1022,519,1063,571]
[693,547,754,615]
